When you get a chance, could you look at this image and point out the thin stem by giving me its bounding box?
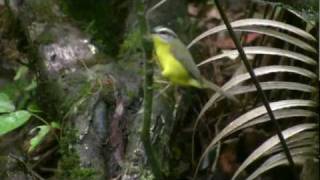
[213,0,298,179]
[9,154,46,180]
[138,1,164,178]
[146,0,167,20]
[141,46,163,179]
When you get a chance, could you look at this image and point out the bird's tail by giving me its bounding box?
[201,78,239,103]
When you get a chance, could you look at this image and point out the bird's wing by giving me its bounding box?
[170,39,202,80]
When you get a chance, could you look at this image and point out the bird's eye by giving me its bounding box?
[159,31,168,35]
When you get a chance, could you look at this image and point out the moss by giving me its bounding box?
[36,31,56,45]
[57,128,97,180]
[138,169,155,180]
[23,0,60,22]
[118,28,143,58]
[61,82,93,114]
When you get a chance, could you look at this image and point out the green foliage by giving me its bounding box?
[0,66,55,153]
[0,110,31,136]
[0,93,15,113]
[119,28,143,57]
[60,77,95,117]
[0,91,32,136]
[57,128,97,179]
[28,122,60,153]
[1,66,37,109]
[14,66,28,81]
[139,170,155,180]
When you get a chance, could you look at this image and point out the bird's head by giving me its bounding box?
[151,26,178,43]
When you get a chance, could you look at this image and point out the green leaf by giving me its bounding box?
[14,66,28,81]
[50,122,60,129]
[0,110,32,136]
[0,93,15,113]
[27,102,42,113]
[24,79,37,91]
[28,121,60,153]
[28,125,50,153]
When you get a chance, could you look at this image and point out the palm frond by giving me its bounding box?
[197,46,316,67]
[193,65,317,136]
[231,123,317,180]
[191,14,318,179]
[187,18,316,49]
[247,147,317,180]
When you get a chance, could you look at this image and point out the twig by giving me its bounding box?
[210,118,222,173]
[146,0,167,20]
[213,0,298,180]
[31,146,59,169]
[9,154,46,180]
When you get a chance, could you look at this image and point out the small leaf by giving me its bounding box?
[27,102,42,113]
[50,122,60,129]
[28,121,60,153]
[0,110,31,136]
[28,125,50,153]
[24,79,37,91]
[0,93,15,113]
[14,66,28,81]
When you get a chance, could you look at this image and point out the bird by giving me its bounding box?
[151,26,237,101]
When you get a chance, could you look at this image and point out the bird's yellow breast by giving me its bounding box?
[152,35,201,87]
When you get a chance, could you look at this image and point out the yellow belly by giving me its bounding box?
[152,35,202,88]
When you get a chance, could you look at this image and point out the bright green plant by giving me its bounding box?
[28,121,60,153]
[0,92,32,136]
[0,65,60,153]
